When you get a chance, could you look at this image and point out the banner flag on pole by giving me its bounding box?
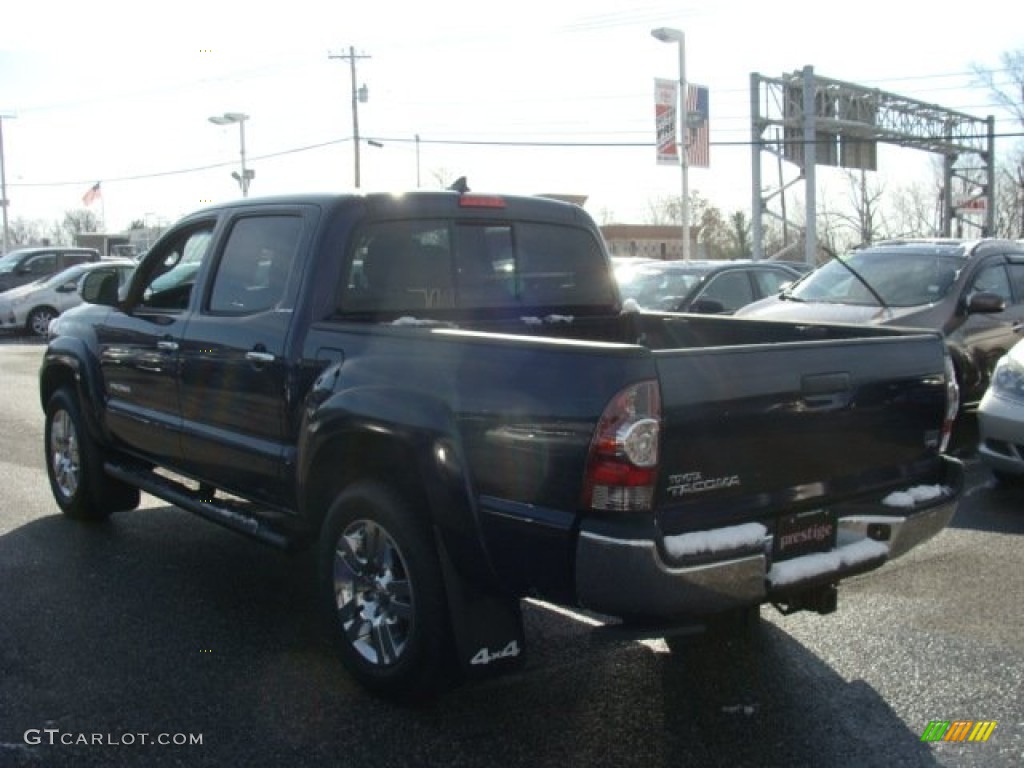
[654,78,678,166]
[686,84,710,168]
[82,182,102,207]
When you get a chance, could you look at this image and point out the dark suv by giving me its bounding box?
[736,238,1024,409]
[0,247,100,294]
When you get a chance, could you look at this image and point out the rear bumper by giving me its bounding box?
[575,456,962,618]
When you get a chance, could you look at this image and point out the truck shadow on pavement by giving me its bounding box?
[0,507,940,768]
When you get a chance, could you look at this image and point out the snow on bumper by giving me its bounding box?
[575,457,962,618]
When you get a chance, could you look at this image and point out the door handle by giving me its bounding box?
[157,340,179,352]
[245,350,275,363]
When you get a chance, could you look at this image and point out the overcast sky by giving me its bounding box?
[0,1,1020,233]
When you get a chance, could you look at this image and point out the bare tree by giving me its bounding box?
[974,49,1024,237]
[827,169,888,244]
[644,195,678,226]
[61,209,102,244]
[7,217,50,246]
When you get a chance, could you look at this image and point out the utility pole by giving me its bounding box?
[328,46,371,189]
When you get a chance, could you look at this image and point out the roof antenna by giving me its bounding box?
[448,176,469,194]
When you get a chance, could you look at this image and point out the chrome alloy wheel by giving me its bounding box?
[49,408,80,500]
[332,520,414,666]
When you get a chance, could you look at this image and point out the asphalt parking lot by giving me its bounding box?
[1,340,1021,768]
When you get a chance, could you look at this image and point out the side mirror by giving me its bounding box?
[965,291,1006,315]
[79,271,120,306]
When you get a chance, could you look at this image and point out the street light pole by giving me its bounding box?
[208,112,252,197]
[0,116,10,254]
[0,113,16,254]
[652,27,689,261]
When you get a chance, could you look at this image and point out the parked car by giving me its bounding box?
[0,260,134,336]
[0,247,100,294]
[977,339,1024,485]
[736,239,1024,409]
[616,258,803,314]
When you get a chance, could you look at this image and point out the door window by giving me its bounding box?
[24,253,56,276]
[969,263,1011,303]
[696,271,754,312]
[208,215,302,314]
[752,268,796,297]
[138,226,214,311]
[1007,263,1024,305]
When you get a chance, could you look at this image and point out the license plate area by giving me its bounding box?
[774,508,836,561]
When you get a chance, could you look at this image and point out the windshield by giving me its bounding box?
[0,251,26,273]
[40,265,88,289]
[789,250,963,307]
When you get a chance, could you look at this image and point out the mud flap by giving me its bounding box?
[436,536,526,680]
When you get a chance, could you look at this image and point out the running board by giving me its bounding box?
[104,462,294,549]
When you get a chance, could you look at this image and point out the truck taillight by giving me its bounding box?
[940,355,959,453]
[582,380,661,512]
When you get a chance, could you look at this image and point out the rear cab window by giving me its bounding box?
[338,218,615,317]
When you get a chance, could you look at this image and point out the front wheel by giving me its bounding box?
[318,481,451,701]
[27,307,58,337]
[44,388,139,520]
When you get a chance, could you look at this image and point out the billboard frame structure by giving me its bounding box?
[751,65,996,263]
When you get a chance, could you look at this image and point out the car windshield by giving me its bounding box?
[789,249,964,307]
[0,251,27,273]
[40,265,89,289]
[619,266,704,307]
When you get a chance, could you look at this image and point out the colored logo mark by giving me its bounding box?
[920,720,996,743]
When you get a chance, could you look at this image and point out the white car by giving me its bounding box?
[977,339,1024,485]
[0,260,135,337]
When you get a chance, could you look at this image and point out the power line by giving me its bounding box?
[11,131,1024,190]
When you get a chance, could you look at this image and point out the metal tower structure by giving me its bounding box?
[751,65,996,263]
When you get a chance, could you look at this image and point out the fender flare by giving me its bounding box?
[39,336,109,443]
[297,382,502,591]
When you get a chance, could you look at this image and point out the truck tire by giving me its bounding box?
[318,481,450,701]
[44,387,140,520]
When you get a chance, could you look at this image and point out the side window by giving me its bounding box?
[25,253,57,276]
[209,216,302,314]
[752,268,795,297]
[697,271,753,312]
[63,253,93,268]
[969,263,1011,303]
[1007,263,1024,306]
[138,227,214,311]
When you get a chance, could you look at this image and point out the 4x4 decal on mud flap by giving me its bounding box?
[470,641,521,666]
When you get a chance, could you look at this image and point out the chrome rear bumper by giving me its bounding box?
[575,457,962,618]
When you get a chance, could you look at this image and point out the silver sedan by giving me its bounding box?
[977,338,1024,484]
[0,260,134,337]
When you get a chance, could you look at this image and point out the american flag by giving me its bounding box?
[686,85,710,168]
[82,182,101,207]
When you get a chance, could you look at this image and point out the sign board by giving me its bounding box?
[955,196,987,212]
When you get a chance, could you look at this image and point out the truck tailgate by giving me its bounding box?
[652,332,949,533]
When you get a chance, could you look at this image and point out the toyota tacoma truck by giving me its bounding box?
[40,189,963,700]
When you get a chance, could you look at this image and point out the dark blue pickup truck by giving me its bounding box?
[40,190,962,700]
